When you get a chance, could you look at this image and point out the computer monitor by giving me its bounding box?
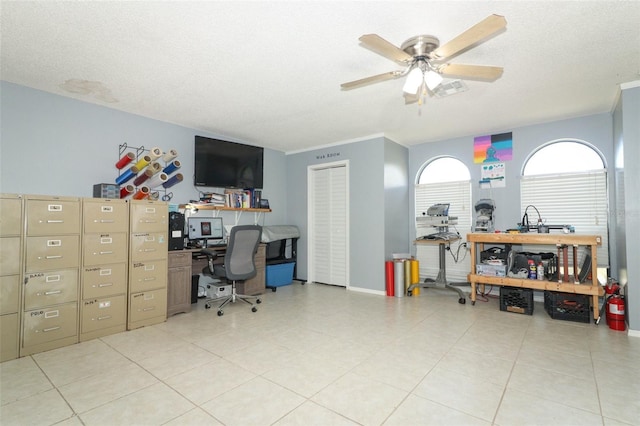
[187,216,224,244]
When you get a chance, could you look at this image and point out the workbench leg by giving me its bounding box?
[470,281,476,305]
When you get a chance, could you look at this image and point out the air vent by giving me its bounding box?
[433,80,468,98]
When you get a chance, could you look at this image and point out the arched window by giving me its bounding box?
[521,139,608,282]
[415,157,471,282]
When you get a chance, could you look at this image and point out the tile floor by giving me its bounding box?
[1,282,638,426]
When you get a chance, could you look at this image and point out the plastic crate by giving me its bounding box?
[500,286,534,315]
[266,262,295,288]
[544,291,591,323]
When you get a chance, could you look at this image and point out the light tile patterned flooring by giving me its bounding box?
[1,282,639,425]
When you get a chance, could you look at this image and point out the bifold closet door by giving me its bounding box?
[309,164,347,287]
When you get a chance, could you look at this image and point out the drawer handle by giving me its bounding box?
[45,255,63,259]
[97,219,115,223]
[44,290,62,295]
[98,251,114,255]
[42,326,61,333]
[46,220,64,223]
[97,282,113,288]
[143,277,156,282]
[142,220,157,223]
[142,307,155,312]
[97,315,112,321]
[142,248,156,253]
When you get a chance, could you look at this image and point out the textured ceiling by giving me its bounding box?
[2,1,639,153]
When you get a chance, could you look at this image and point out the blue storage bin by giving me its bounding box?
[266,262,295,287]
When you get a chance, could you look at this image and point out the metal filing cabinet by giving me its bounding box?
[21,195,80,357]
[80,198,129,341]
[0,194,23,361]
[127,200,168,329]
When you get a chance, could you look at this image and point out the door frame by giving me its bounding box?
[307,160,350,288]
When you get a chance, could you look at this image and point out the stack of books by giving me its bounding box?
[224,188,262,208]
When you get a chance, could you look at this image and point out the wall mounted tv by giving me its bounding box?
[194,136,264,189]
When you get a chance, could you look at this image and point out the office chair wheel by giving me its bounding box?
[205,304,211,309]
[458,297,466,304]
[256,299,261,304]
[272,288,277,292]
[252,307,257,312]
[217,310,224,316]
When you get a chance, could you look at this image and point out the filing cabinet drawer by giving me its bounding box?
[83,199,129,233]
[0,275,20,315]
[129,259,168,292]
[81,294,126,333]
[168,251,192,268]
[24,269,78,310]
[83,233,128,265]
[0,236,21,275]
[82,264,127,299]
[130,232,168,262]
[25,235,80,271]
[0,195,23,236]
[129,289,167,323]
[26,198,80,236]
[22,302,78,347]
[0,313,19,362]
[130,201,168,233]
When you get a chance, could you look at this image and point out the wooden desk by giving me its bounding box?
[408,237,467,304]
[467,233,603,322]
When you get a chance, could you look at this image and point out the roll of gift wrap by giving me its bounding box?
[146,172,168,188]
[133,168,154,186]
[119,184,134,199]
[162,173,183,189]
[404,260,412,293]
[385,261,395,297]
[132,186,150,200]
[410,259,420,296]
[115,166,139,185]
[148,147,162,160]
[115,152,135,169]
[134,155,151,171]
[148,162,162,175]
[394,260,405,298]
[162,149,178,163]
[162,160,181,175]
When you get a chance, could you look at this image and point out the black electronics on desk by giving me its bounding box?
[168,212,185,251]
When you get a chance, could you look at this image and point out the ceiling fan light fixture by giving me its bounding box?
[425,70,443,90]
[402,67,423,95]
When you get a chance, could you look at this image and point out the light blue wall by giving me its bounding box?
[0,81,288,226]
[285,137,409,292]
[615,84,640,331]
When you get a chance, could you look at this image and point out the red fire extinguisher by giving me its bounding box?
[606,294,626,331]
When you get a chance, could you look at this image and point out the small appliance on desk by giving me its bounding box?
[416,203,459,240]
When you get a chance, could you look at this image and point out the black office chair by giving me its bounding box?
[202,225,262,316]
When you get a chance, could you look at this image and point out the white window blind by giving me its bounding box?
[520,170,609,268]
[415,180,472,282]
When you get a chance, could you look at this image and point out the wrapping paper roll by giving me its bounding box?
[394,260,405,298]
[146,172,168,188]
[133,168,154,186]
[148,162,162,175]
[134,155,151,170]
[119,184,134,199]
[385,261,395,297]
[115,165,139,185]
[162,159,181,175]
[148,147,162,160]
[115,152,135,169]
[162,149,178,163]
[132,186,150,200]
[404,260,412,293]
[162,173,183,189]
[410,259,420,296]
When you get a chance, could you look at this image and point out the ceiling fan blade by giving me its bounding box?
[341,71,401,90]
[439,63,503,81]
[359,34,414,64]
[403,92,420,104]
[433,14,506,60]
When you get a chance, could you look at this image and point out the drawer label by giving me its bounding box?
[101,206,113,213]
[44,310,59,318]
[100,237,113,244]
[145,208,156,213]
[99,301,112,309]
[99,268,112,276]
[48,204,63,212]
[47,239,62,247]
[45,274,61,282]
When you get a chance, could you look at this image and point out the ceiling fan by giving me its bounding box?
[341,14,507,103]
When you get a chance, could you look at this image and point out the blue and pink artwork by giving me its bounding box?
[474,132,513,163]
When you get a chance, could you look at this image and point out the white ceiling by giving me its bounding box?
[2,1,639,153]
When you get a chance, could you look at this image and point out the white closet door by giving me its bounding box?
[310,163,348,287]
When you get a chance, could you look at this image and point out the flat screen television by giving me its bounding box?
[194,136,264,189]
